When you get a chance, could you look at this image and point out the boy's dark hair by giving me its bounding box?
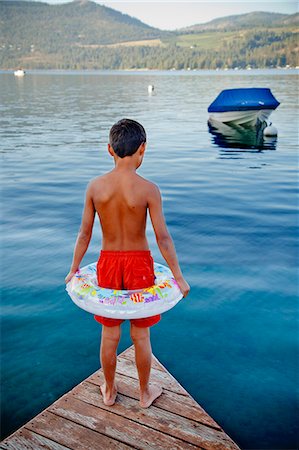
[109,118,146,158]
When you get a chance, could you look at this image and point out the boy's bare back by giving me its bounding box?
[90,171,156,251]
[65,118,190,297]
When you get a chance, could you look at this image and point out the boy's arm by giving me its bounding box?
[148,184,190,297]
[65,182,95,283]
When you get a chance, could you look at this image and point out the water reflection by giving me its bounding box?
[208,119,277,152]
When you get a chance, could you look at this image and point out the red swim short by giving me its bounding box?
[94,250,161,328]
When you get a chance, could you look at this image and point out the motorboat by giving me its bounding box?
[208,119,277,151]
[14,69,25,77]
[208,88,280,126]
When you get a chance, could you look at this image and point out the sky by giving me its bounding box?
[43,1,298,30]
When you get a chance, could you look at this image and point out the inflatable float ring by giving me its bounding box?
[66,262,183,319]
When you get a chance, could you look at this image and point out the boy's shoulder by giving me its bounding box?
[137,174,158,188]
[136,175,161,198]
[89,173,160,193]
[88,174,107,184]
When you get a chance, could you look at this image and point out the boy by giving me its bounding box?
[65,119,190,408]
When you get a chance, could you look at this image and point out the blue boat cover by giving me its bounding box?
[208,88,280,113]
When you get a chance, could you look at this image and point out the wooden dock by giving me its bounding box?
[1,345,240,449]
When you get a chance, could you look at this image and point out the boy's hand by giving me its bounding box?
[176,277,190,298]
[65,271,77,284]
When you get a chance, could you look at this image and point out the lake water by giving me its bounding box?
[1,69,298,449]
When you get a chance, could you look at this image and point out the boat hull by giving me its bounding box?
[207,118,277,150]
[208,109,273,126]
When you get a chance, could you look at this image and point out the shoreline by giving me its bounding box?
[1,67,298,75]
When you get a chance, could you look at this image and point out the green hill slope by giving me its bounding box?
[0,1,298,70]
[0,0,164,46]
[179,11,298,32]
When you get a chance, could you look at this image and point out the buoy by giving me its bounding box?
[263,125,278,137]
[14,69,25,77]
[148,85,154,94]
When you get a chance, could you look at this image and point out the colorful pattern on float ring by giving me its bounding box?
[66,261,183,319]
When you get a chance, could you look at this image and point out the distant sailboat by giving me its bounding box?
[14,69,25,77]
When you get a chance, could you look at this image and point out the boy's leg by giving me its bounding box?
[100,324,121,406]
[130,323,163,408]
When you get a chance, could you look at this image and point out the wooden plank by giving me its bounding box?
[24,411,131,450]
[49,395,200,450]
[151,353,195,395]
[1,345,240,450]
[70,379,239,450]
[120,346,165,372]
[89,357,189,397]
[114,346,221,429]
[0,428,70,450]
[87,370,221,429]
[118,347,192,397]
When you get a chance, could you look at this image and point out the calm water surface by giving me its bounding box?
[1,70,298,449]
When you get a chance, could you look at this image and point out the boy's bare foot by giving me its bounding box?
[139,383,163,408]
[100,382,118,406]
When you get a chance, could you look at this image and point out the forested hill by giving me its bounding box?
[0,0,165,46]
[0,0,298,70]
[179,11,299,32]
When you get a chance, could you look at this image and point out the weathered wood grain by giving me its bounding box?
[25,411,131,449]
[1,345,240,450]
[89,357,190,396]
[70,379,238,449]
[0,428,70,450]
[49,395,200,450]
[87,370,221,429]
[120,346,165,372]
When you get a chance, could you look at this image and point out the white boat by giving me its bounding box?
[208,109,274,126]
[14,69,25,77]
[208,88,280,126]
[207,119,276,150]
